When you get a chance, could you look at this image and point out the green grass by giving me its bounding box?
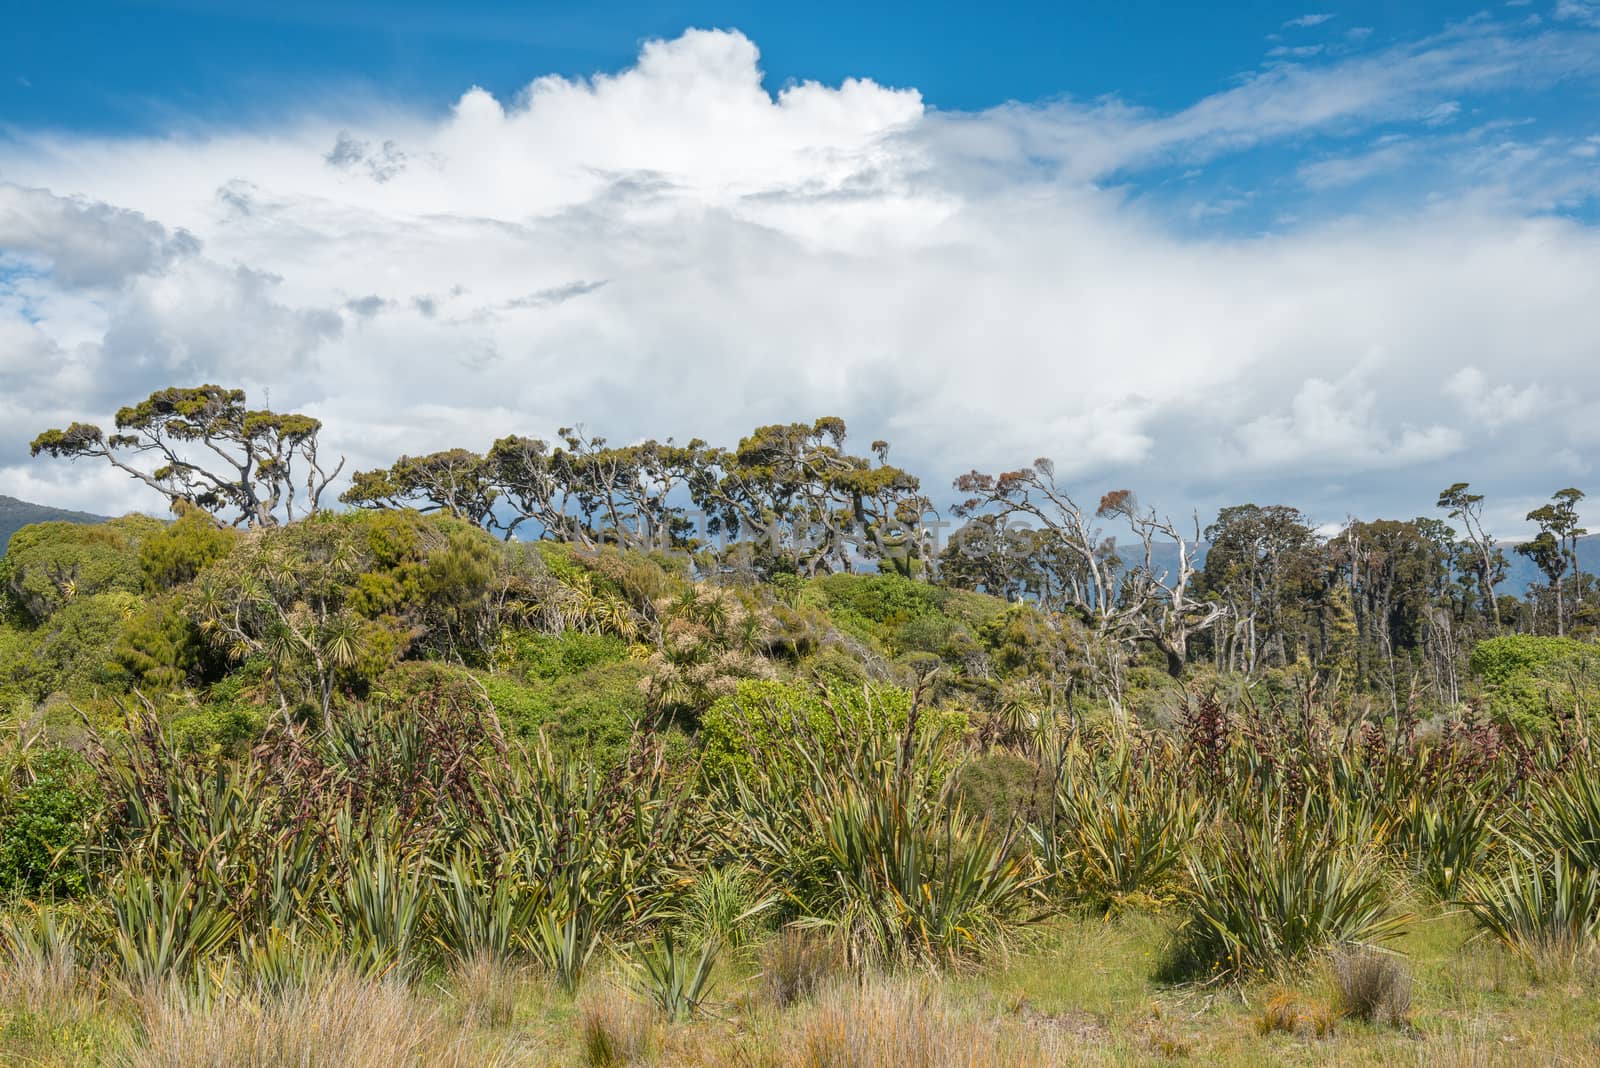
[11,904,1600,1066]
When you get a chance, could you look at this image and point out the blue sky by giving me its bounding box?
[2,2,1600,532]
[3,3,1484,124]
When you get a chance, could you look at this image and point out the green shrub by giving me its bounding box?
[166,701,266,757]
[954,750,1048,827]
[1389,791,1493,901]
[112,594,220,692]
[979,603,1083,680]
[106,869,238,983]
[0,516,158,624]
[895,613,957,655]
[1469,634,1600,729]
[628,931,720,1021]
[495,629,628,680]
[0,749,94,897]
[1533,760,1600,874]
[370,660,487,714]
[699,678,916,780]
[1462,851,1600,978]
[679,865,774,951]
[734,707,1033,968]
[138,509,237,590]
[813,573,948,628]
[1039,756,1199,914]
[485,659,647,762]
[2,591,138,700]
[811,573,961,655]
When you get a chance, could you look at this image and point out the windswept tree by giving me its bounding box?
[551,431,709,553]
[348,417,933,576]
[341,448,499,525]
[480,432,598,546]
[350,430,710,551]
[694,419,935,578]
[31,385,343,529]
[1518,488,1587,636]
[952,460,1222,682]
[1437,483,1503,631]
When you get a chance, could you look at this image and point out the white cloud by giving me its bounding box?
[1422,100,1462,125]
[1233,374,1464,471]
[1284,14,1338,29]
[1267,45,1327,59]
[1444,367,1559,428]
[1556,1,1600,27]
[0,185,198,288]
[1298,137,1418,188]
[2,25,1600,530]
[922,19,1600,186]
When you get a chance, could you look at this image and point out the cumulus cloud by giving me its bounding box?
[1444,367,1560,428]
[0,185,198,287]
[1234,375,1464,470]
[2,23,1600,533]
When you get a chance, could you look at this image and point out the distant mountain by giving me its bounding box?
[1501,532,1600,594]
[0,495,110,553]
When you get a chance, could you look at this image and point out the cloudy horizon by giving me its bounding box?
[4,6,1600,536]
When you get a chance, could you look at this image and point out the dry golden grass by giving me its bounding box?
[1330,945,1413,1027]
[758,927,846,1009]
[8,909,1600,1068]
[0,926,79,1017]
[123,966,521,1068]
[778,977,1075,1068]
[448,951,533,1030]
[575,980,660,1067]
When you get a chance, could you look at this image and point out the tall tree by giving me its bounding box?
[694,419,934,578]
[1333,518,1456,710]
[1436,483,1502,631]
[1200,504,1323,672]
[341,448,498,525]
[939,516,1091,606]
[1519,488,1587,636]
[952,461,1222,680]
[31,385,343,529]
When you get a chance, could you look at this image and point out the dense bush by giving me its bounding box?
[0,591,138,700]
[166,700,266,757]
[954,749,1049,828]
[112,594,221,693]
[485,660,648,762]
[698,678,917,779]
[1469,634,1600,729]
[0,516,159,624]
[8,500,1600,1047]
[137,508,238,590]
[0,748,93,896]
[495,629,630,680]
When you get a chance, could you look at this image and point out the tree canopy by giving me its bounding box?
[32,385,344,529]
